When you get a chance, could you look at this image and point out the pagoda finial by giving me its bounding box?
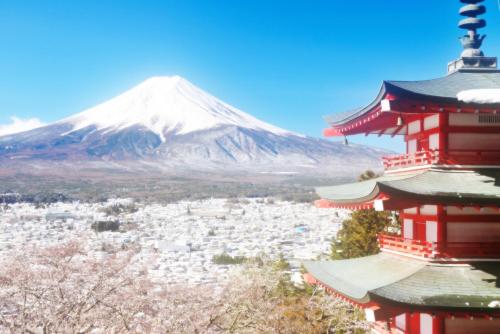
[458,0,487,57]
[448,0,497,73]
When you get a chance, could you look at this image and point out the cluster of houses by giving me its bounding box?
[0,198,346,284]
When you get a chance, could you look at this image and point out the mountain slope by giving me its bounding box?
[61,76,293,140]
[0,76,388,175]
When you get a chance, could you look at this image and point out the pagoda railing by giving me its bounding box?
[382,151,437,170]
[378,234,435,258]
[383,149,500,170]
[378,234,500,259]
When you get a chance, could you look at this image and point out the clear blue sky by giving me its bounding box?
[1,0,499,151]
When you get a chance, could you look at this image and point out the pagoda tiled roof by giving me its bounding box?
[316,169,500,207]
[304,253,425,304]
[325,69,500,126]
[304,253,500,311]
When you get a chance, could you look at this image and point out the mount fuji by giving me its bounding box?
[0,76,386,176]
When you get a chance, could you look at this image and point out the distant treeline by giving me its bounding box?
[0,192,71,204]
[0,174,350,204]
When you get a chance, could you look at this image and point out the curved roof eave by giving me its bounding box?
[323,81,461,127]
[315,181,383,205]
[305,254,500,311]
[370,262,500,311]
[324,70,500,127]
[303,253,426,304]
[323,83,388,126]
[316,169,500,207]
[384,81,500,108]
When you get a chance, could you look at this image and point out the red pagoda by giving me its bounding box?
[303,1,500,333]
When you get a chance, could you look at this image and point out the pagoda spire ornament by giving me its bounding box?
[448,0,497,73]
[458,0,487,57]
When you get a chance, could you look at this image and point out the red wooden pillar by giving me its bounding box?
[414,207,420,241]
[408,312,420,334]
[436,205,447,255]
[438,112,449,163]
[432,314,444,334]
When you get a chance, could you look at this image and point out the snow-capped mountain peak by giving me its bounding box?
[0,75,387,176]
[61,75,295,141]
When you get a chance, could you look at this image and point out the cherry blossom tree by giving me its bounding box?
[0,241,367,333]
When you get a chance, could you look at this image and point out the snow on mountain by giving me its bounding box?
[61,76,296,141]
[0,117,45,136]
[0,76,388,175]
